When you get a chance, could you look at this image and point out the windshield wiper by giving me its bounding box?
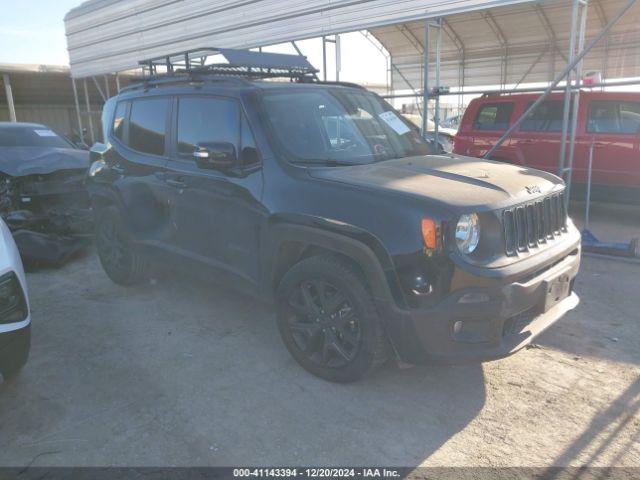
[291,159,362,167]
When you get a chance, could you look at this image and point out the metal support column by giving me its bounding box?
[104,75,110,99]
[71,78,85,144]
[115,73,121,93]
[322,36,327,81]
[564,0,589,202]
[83,79,95,145]
[421,20,430,137]
[484,0,636,161]
[433,19,442,149]
[558,0,581,179]
[335,34,341,82]
[2,73,17,122]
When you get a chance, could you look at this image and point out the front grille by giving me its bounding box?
[503,192,567,256]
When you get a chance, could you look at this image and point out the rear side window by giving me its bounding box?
[474,103,514,131]
[128,98,169,156]
[112,101,128,142]
[521,101,564,132]
[177,96,240,156]
[587,100,640,134]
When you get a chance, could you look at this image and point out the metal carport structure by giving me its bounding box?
[63,0,639,200]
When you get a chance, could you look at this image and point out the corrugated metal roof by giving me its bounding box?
[65,0,533,78]
[371,0,640,90]
[64,0,640,88]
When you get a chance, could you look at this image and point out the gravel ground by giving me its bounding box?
[0,251,638,467]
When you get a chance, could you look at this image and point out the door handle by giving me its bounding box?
[592,142,606,149]
[165,178,188,189]
[519,139,535,145]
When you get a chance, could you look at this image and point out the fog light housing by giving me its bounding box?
[411,275,433,296]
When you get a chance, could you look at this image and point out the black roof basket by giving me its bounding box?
[138,47,319,81]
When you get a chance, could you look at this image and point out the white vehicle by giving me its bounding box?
[0,218,30,381]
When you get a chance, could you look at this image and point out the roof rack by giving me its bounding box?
[138,47,319,81]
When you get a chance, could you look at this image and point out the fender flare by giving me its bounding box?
[265,220,405,308]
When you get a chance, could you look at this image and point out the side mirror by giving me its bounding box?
[194,142,237,171]
[90,142,112,162]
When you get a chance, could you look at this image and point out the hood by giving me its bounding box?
[0,147,90,177]
[307,155,564,211]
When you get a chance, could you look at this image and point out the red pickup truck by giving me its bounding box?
[452,92,640,203]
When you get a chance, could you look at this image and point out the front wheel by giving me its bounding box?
[95,206,149,286]
[276,254,389,382]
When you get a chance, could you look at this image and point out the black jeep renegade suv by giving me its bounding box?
[88,72,581,382]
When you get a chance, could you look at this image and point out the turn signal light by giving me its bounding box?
[421,218,438,250]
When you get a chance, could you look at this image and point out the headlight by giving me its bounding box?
[456,213,480,254]
[0,272,28,325]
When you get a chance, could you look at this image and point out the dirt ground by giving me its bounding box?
[0,249,638,468]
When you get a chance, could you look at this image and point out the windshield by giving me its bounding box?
[261,88,430,165]
[0,126,73,149]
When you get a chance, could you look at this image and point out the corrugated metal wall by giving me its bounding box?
[65,0,531,78]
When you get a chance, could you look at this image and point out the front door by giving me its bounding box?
[577,99,640,195]
[163,95,264,283]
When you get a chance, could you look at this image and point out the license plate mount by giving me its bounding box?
[543,273,571,312]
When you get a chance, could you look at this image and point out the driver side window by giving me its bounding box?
[176,96,240,157]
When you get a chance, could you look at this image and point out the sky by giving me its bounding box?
[0,0,389,85]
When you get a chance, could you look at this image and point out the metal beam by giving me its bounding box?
[83,79,95,145]
[442,19,465,53]
[484,0,637,161]
[91,76,107,102]
[558,0,582,179]
[2,74,17,122]
[421,20,430,136]
[394,24,423,54]
[335,34,341,82]
[514,46,550,89]
[534,4,569,64]
[480,11,508,87]
[71,78,84,144]
[564,0,589,202]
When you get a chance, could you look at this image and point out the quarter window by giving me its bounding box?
[128,98,169,156]
[474,103,514,131]
[112,101,128,142]
[177,97,240,156]
[521,101,564,132]
[587,100,640,134]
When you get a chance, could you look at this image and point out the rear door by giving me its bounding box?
[107,96,175,251]
[163,94,264,283]
[579,99,640,191]
[513,100,564,173]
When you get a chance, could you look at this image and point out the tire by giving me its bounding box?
[95,206,149,286]
[276,254,389,382]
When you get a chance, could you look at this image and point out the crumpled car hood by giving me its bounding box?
[307,154,565,210]
[0,147,89,177]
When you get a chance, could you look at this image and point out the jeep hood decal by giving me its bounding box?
[307,154,564,209]
[0,147,90,177]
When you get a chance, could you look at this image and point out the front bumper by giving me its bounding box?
[380,247,581,365]
[0,324,30,378]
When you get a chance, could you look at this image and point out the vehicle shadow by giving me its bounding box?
[543,376,640,474]
[535,256,640,367]
[146,266,489,466]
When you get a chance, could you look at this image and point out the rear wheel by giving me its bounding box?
[95,206,148,286]
[276,254,388,382]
